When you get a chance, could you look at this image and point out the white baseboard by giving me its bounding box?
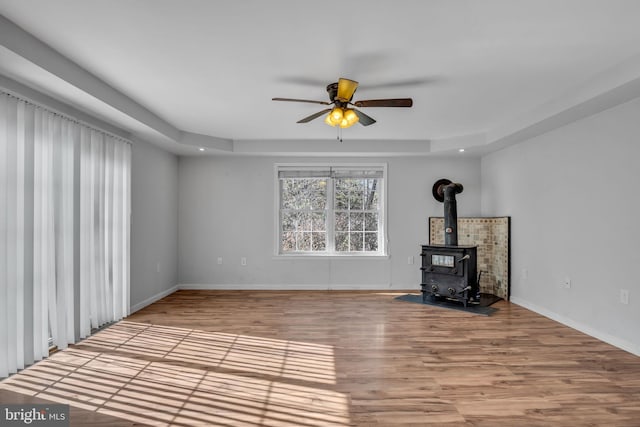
[177,283,414,291]
[129,285,179,314]
[510,296,640,357]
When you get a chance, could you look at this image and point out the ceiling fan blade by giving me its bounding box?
[336,78,359,102]
[354,98,413,108]
[354,109,376,126]
[272,97,331,105]
[297,108,332,123]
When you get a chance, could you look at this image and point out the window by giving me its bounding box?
[276,164,386,256]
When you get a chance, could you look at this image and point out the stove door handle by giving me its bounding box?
[457,255,470,263]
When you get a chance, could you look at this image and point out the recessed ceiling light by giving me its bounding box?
[458,148,465,153]
[198,147,205,152]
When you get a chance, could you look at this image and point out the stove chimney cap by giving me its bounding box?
[432,178,452,202]
[432,179,465,202]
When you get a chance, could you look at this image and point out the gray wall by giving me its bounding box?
[130,138,179,310]
[481,97,640,355]
[178,155,481,289]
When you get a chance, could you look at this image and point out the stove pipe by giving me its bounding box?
[443,183,464,246]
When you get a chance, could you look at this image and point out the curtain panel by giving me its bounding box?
[0,91,131,378]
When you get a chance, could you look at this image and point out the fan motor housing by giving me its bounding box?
[326,82,339,104]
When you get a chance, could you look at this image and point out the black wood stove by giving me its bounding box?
[420,179,479,307]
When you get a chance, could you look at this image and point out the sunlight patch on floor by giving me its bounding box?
[0,321,350,426]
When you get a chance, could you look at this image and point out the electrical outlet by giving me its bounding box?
[620,289,629,305]
[217,257,223,265]
[241,257,247,266]
[562,277,571,289]
[522,268,528,280]
[156,262,161,273]
[408,256,414,265]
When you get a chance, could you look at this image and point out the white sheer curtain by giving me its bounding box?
[79,128,131,338]
[0,91,131,378]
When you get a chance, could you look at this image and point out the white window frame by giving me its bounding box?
[274,163,388,257]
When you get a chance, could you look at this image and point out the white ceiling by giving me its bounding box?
[2,0,640,156]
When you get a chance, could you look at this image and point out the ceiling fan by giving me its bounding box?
[272,78,413,129]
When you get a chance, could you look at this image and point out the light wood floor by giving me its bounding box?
[1,290,639,426]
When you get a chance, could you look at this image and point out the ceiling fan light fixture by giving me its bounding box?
[325,107,359,128]
[330,107,344,123]
[343,109,359,126]
[324,114,337,127]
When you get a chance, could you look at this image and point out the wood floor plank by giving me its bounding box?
[1,290,639,426]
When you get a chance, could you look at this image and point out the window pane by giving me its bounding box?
[298,232,311,251]
[350,232,364,251]
[281,178,327,210]
[281,231,296,251]
[365,233,378,251]
[312,212,326,231]
[316,180,328,209]
[350,212,364,231]
[364,212,378,231]
[311,232,326,251]
[335,232,349,252]
[303,179,327,210]
[282,212,297,231]
[293,213,303,231]
[298,212,312,231]
[335,212,348,231]
[335,180,349,210]
[281,179,298,209]
[349,179,364,210]
[335,178,365,210]
[364,179,379,209]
